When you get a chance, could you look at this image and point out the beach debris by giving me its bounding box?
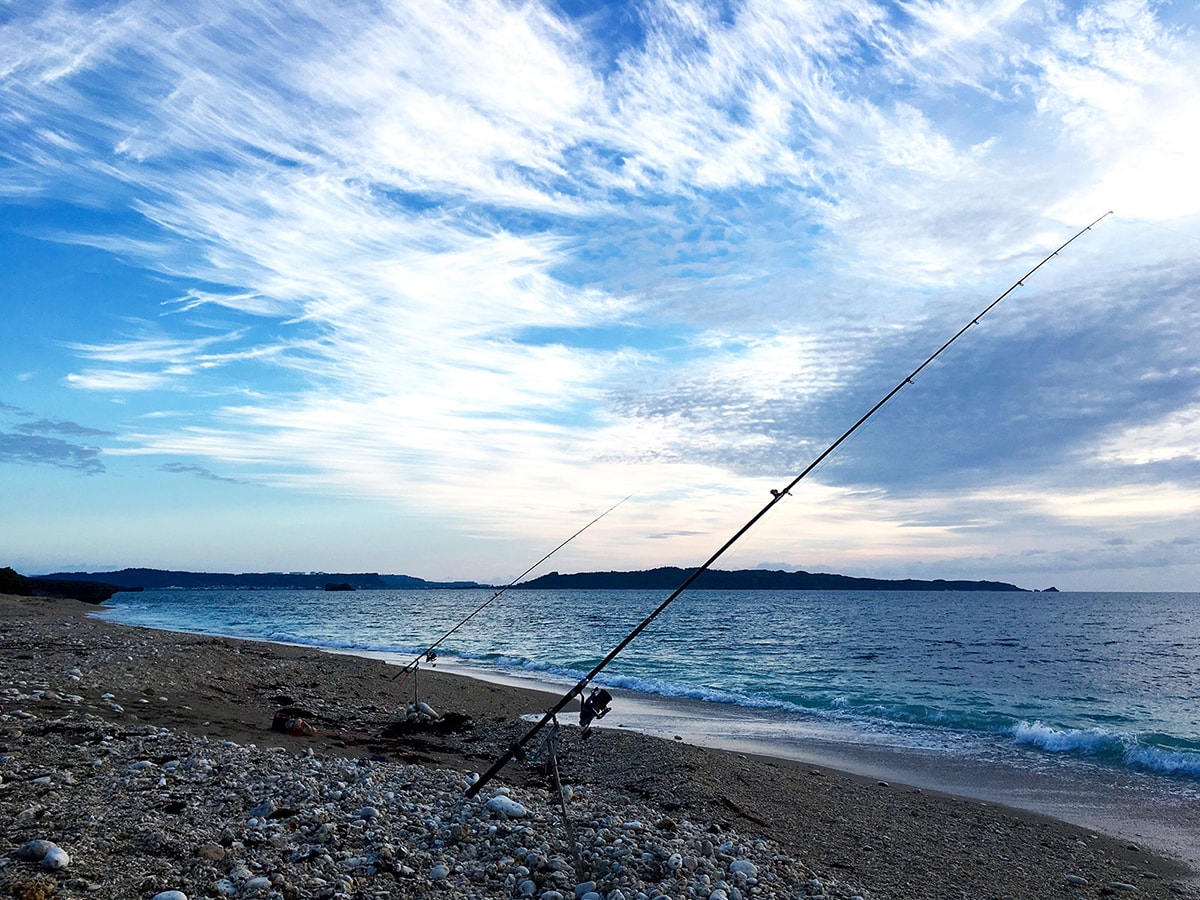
[4,876,58,900]
[270,707,316,736]
[379,708,473,738]
[416,700,439,719]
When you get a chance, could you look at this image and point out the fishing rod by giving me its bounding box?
[394,494,633,690]
[465,212,1113,798]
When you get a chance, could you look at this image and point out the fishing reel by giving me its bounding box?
[425,649,438,667]
[579,687,612,739]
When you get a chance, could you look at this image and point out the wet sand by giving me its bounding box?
[1,593,1194,899]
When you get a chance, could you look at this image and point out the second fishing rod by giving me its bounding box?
[393,494,633,697]
[464,212,1113,799]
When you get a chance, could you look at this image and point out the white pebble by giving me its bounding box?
[729,859,757,878]
[42,846,70,870]
[430,863,450,880]
[486,795,527,818]
[151,893,188,900]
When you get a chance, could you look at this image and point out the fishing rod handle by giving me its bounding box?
[464,681,585,798]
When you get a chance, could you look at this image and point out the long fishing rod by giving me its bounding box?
[394,494,633,688]
[465,212,1113,798]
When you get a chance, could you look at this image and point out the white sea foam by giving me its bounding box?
[1010,720,1200,777]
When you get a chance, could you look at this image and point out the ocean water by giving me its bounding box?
[93,588,1200,856]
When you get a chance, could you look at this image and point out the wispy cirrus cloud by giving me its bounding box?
[158,461,248,485]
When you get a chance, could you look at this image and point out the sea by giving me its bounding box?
[92,588,1200,866]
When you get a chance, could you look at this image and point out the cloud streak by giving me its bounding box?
[0,410,108,473]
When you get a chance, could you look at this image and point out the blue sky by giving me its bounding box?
[2,0,1198,591]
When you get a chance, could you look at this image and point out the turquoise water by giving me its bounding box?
[94,588,1200,784]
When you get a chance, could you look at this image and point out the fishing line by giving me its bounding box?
[393,493,634,697]
[465,212,1114,799]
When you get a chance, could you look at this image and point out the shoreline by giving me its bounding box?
[345,652,1200,873]
[3,592,1195,899]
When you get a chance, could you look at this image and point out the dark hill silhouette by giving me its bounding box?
[24,565,1025,593]
[1,566,132,604]
[515,567,1026,592]
[34,568,485,591]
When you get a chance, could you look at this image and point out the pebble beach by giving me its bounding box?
[1,593,1194,900]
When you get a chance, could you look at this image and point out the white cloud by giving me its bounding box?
[1031,0,1200,222]
[64,370,173,392]
[1092,405,1200,467]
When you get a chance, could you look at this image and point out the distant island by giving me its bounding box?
[30,567,487,592]
[514,567,1028,592]
[22,565,1028,593]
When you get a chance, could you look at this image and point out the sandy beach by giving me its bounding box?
[1,592,1193,900]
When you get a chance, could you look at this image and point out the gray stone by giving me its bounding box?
[17,839,57,861]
